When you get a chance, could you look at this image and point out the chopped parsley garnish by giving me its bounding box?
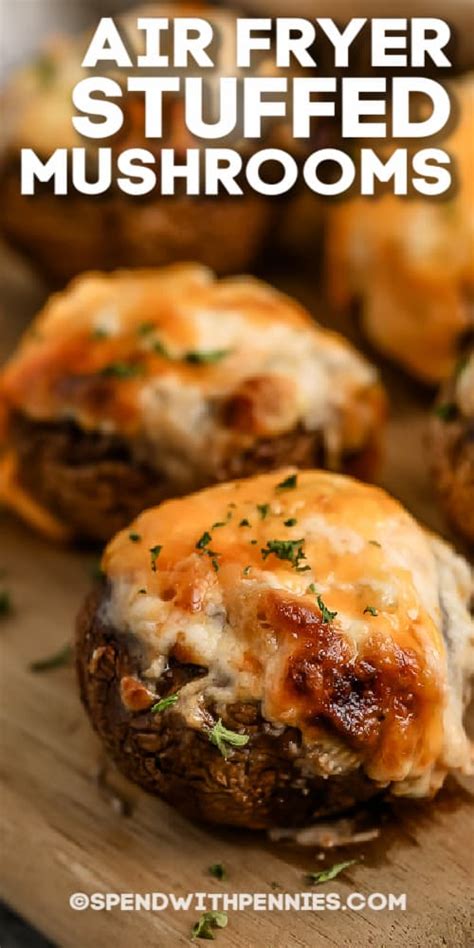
[196,531,212,550]
[185,349,231,365]
[209,863,226,881]
[284,518,297,527]
[129,532,141,543]
[0,590,13,617]
[434,402,458,422]
[306,583,317,595]
[92,327,109,340]
[149,545,162,571]
[195,531,221,570]
[137,323,171,357]
[249,539,257,545]
[276,473,298,491]
[212,512,232,529]
[305,860,357,886]
[239,519,251,527]
[208,719,250,758]
[35,53,56,85]
[257,503,270,520]
[101,361,143,379]
[29,643,73,673]
[153,340,171,358]
[242,566,251,576]
[137,322,156,336]
[138,588,147,595]
[364,605,378,616]
[369,540,381,548]
[192,911,228,940]
[261,538,306,570]
[455,355,469,378]
[151,693,179,713]
[317,595,337,624]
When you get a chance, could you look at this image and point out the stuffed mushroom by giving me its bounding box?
[0,264,385,542]
[325,74,474,384]
[0,4,277,284]
[76,469,474,829]
[431,349,474,544]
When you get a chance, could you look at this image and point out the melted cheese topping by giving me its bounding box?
[0,265,383,490]
[102,468,474,796]
[326,74,474,383]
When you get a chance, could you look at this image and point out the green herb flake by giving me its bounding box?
[276,473,298,492]
[209,863,226,881]
[212,511,232,530]
[136,322,171,357]
[92,327,109,340]
[35,53,56,85]
[153,340,171,358]
[305,860,357,886]
[434,402,458,422]
[257,503,270,520]
[29,643,73,673]
[369,540,381,548]
[129,532,142,543]
[306,583,317,595]
[151,693,179,713]
[101,361,143,380]
[239,519,251,527]
[138,588,147,595]
[196,531,212,551]
[364,605,378,616]
[242,566,251,577]
[185,349,231,365]
[149,545,162,571]
[208,719,250,759]
[261,538,306,570]
[192,910,228,940]
[455,355,469,379]
[0,590,13,618]
[137,322,156,337]
[317,595,337,624]
[211,558,220,573]
[284,518,297,527]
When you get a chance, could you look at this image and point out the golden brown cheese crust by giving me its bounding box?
[0,265,384,533]
[326,75,474,384]
[102,469,474,795]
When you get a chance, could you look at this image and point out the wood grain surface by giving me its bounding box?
[0,244,472,948]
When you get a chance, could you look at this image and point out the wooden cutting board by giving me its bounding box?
[0,244,472,948]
